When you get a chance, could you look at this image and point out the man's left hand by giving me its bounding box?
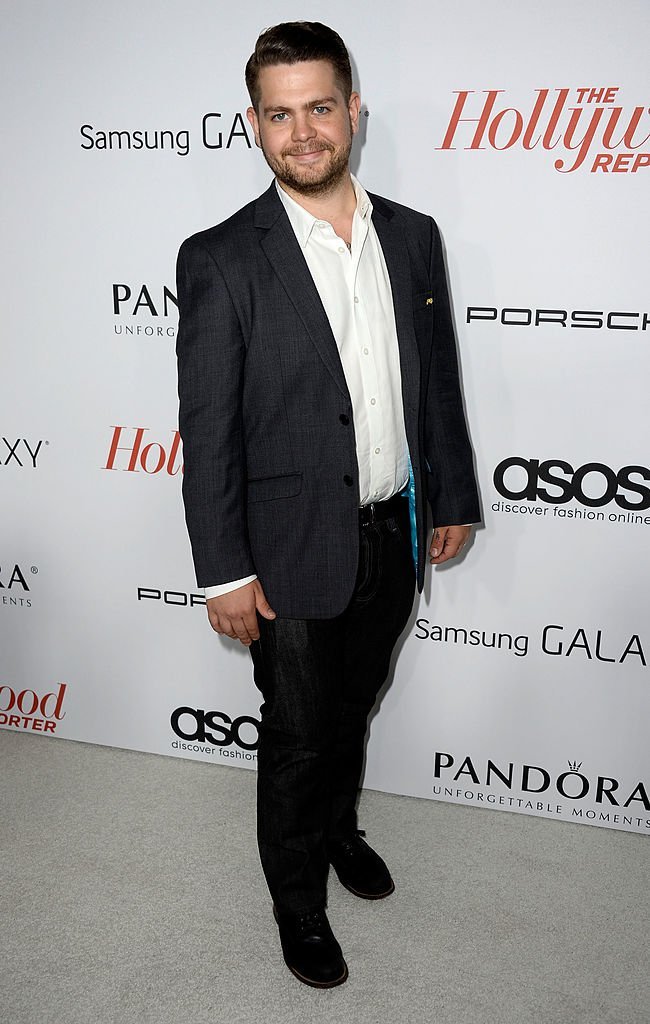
[429,525,472,565]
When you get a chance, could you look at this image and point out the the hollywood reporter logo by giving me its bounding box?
[438,86,650,173]
[0,682,67,733]
[494,457,650,510]
[104,427,182,475]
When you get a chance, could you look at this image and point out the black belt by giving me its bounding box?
[359,492,406,527]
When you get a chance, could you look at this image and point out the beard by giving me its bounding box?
[260,134,353,198]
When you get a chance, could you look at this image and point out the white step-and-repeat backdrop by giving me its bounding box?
[2,0,648,833]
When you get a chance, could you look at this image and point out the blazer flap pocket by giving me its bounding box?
[248,472,302,503]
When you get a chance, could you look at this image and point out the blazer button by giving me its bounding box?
[339,414,350,425]
[343,474,353,486]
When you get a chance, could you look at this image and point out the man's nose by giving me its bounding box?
[291,114,317,142]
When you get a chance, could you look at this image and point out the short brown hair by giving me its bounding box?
[245,22,353,110]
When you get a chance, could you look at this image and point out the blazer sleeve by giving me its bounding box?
[176,237,256,587]
[423,217,481,526]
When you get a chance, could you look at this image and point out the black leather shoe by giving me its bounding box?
[274,907,348,988]
[329,830,395,899]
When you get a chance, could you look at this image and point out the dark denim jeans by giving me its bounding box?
[249,499,415,915]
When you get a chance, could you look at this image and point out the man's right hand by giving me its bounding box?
[206,580,276,646]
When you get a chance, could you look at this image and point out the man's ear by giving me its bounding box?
[246,106,262,148]
[348,92,361,136]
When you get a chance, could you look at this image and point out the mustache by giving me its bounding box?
[283,143,334,157]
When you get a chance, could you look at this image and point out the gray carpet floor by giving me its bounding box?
[2,730,648,1024]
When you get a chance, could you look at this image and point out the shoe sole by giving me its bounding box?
[333,872,395,900]
[286,960,349,988]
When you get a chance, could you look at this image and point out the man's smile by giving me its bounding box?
[286,147,330,162]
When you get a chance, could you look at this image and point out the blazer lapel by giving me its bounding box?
[369,196,421,424]
[254,185,350,397]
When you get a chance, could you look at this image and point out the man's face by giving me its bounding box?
[246,60,360,197]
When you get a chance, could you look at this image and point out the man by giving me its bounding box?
[176,21,480,988]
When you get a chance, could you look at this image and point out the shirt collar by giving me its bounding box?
[274,175,373,249]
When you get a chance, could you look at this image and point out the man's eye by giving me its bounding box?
[271,112,288,122]
[313,106,329,114]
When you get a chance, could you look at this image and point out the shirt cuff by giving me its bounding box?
[204,576,257,600]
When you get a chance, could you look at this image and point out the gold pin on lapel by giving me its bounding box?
[426,297,433,305]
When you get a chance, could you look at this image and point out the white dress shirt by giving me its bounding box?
[205,176,409,599]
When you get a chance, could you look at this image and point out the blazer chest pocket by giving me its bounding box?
[247,472,302,503]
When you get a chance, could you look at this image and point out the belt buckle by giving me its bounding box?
[360,501,376,527]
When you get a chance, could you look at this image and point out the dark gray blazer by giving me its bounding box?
[176,182,480,618]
